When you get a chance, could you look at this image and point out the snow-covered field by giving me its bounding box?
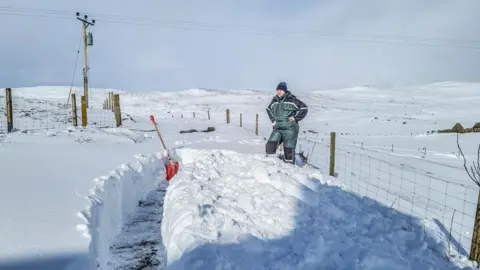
[0,82,479,269]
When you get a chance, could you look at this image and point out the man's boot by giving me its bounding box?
[283,147,295,165]
[265,140,278,158]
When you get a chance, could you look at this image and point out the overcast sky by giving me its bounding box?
[1,0,479,92]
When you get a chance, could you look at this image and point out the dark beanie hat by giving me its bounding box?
[276,81,288,91]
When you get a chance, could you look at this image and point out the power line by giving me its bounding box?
[0,11,72,20]
[85,14,480,47]
[0,5,477,44]
[0,5,72,15]
[1,5,480,50]
[70,30,83,89]
[66,29,83,105]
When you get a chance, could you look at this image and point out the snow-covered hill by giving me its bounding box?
[0,82,478,269]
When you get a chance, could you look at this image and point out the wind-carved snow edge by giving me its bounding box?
[76,152,165,269]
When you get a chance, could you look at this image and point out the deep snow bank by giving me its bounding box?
[77,153,165,269]
[161,148,476,269]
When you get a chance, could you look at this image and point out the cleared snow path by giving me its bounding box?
[161,149,475,269]
[106,183,168,269]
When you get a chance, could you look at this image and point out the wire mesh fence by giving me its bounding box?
[218,108,479,256]
[303,136,479,256]
[0,88,119,133]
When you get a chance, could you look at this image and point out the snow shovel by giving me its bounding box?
[149,115,179,181]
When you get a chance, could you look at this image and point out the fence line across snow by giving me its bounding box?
[305,133,480,261]
[219,108,480,262]
[0,88,123,133]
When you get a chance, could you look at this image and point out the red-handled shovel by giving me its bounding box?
[149,115,179,181]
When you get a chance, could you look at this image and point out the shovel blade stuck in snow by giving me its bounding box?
[150,115,180,181]
[166,159,179,181]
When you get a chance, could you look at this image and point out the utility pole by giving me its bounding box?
[76,12,95,108]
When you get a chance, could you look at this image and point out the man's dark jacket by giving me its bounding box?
[266,91,308,129]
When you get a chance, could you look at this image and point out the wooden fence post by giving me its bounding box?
[5,88,13,133]
[71,93,78,127]
[207,110,210,120]
[255,114,259,135]
[193,112,195,118]
[114,94,122,127]
[329,132,336,176]
[469,191,480,262]
[240,113,243,127]
[110,92,114,112]
[226,109,230,124]
[81,96,87,127]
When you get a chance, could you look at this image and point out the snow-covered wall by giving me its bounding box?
[77,153,165,269]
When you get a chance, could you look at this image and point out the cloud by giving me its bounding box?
[0,0,479,91]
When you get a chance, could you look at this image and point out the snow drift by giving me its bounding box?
[77,153,165,269]
[160,148,475,269]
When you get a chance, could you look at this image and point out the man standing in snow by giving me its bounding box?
[265,81,308,164]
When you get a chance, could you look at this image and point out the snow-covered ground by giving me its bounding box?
[0,82,479,269]
[163,148,471,269]
[0,126,163,269]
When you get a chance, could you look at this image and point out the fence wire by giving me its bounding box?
[308,140,478,255]
[0,88,119,132]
